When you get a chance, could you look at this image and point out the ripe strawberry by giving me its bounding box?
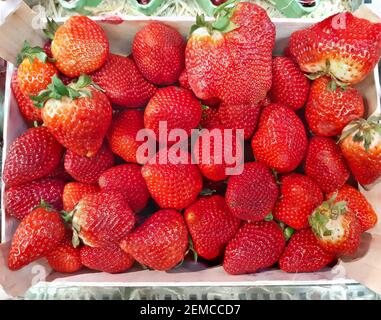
[46,158,72,181]
[225,162,279,221]
[8,204,66,270]
[327,185,377,233]
[309,194,361,255]
[144,86,202,144]
[223,221,285,275]
[251,103,308,173]
[179,69,191,90]
[4,178,65,220]
[132,21,185,85]
[184,195,241,260]
[186,2,275,105]
[80,244,134,273]
[305,76,364,137]
[98,164,150,213]
[91,54,157,108]
[273,173,323,230]
[279,229,335,273]
[200,105,221,129]
[48,16,109,77]
[141,150,203,210]
[120,209,188,271]
[71,191,135,247]
[339,116,381,186]
[269,56,310,111]
[289,12,381,85]
[3,127,63,188]
[305,136,350,193]
[64,143,114,184]
[63,182,99,212]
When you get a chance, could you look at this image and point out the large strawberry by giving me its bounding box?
[63,182,99,212]
[120,209,188,271]
[225,162,279,221]
[273,173,323,230]
[279,229,335,273]
[251,103,308,173]
[90,54,157,108]
[184,195,241,260]
[132,21,185,85]
[305,136,350,193]
[3,127,63,188]
[4,178,65,220]
[8,204,66,270]
[289,12,381,85]
[223,221,285,275]
[186,1,275,105]
[305,76,364,137]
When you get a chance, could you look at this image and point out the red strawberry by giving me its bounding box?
[279,229,335,273]
[269,56,310,111]
[327,185,377,233]
[46,158,72,181]
[289,12,381,85]
[64,143,114,184]
[63,182,99,212]
[49,16,109,77]
[273,173,323,230]
[339,116,381,186]
[179,69,191,90]
[251,103,308,173]
[98,164,150,213]
[91,54,157,108]
[5,178,65,220]
[305,76,364,137]
[71,191,135,247]
[305,136,350,193]
[8,204,66,270]
[80,244,134,273]
[3,127,63,188]
[223,221,285,275]
[184,195,241,260]
[141,150,203,210]
[132,21,185,85]
[120,209,188,271]
[225,162,279,221]
[309,194,361,255]
[186,2,275,105]
[200,105,221,129]
[43,41,53,58]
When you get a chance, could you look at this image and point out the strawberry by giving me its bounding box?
[273,173,323,230]
[70,191,135,247]
[141,150,203,210]
[223,221,285,275]
[186,2,275,105]
[305,76,364,137]
[184,195,241,260]
[289,12,381,85]
[8,204,66,270]
[80,244,134,273]
[305,136,350,193]
[269,56,310,111]
[200,105,221,129]
[48,16,109,77]
[179,69,191,90]
[90,54,157,108]
[132,21,185,85]
[63,182,99,212]
[327,185,377,233]
[64,143,114,184]
[251,103,308,173]
[144,86,202,144]
[4,178,65,220]
[339,116,381,186]
[279,228,335,273]
[225,162,279,221]
[3,127,63,188]
[46,158,72,181]
[120,209,188,271]
[309,194,362,255]
[98,164,150,213]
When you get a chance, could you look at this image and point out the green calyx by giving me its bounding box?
[43,18,59,40]
[16,41,50,66]
[33,199,54,211]
[187,236,198,263]
[305,60,348,91]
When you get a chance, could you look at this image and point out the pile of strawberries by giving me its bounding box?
[3,1,381,275]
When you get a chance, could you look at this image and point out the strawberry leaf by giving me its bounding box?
[16,40,48,66]
[43,18,59,40]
